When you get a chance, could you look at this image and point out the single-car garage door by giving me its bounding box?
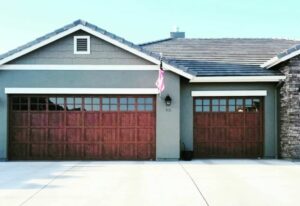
[194,97,263,158]
[9,95,155,160]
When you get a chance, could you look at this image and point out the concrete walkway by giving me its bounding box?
[0,160,300,206]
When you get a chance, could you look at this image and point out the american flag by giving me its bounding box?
[155,59,165,93]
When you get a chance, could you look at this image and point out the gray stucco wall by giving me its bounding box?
[180,78,278,158]
[8,30,153,65]
[0,70,180,160]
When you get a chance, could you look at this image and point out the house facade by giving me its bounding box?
[0,20,299,160]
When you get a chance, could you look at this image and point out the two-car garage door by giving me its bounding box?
[9,95,155,160]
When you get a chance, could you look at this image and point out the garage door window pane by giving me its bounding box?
[93,105,100,111]
[128,105,135,111]
[203,106,210,112]
[30,97,46,111]
[93,98,100,104]
[195,106,202,112]
[203,99,210,106]
[212,106,219,112]
[120,105,127,111]
[84,104,92,111]
[137,98,145,104]
[102,98,109,104]
[220,105,226,112]
[102,105,109,111]
[195,99,202,105]
[138,105,145,111]
[12,97,29,111]
[145,98,152,104]
[145,105,153,111]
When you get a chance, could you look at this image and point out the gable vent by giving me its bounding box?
[74,36,90,54]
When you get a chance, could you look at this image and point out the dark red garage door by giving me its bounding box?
[194,97,263,158]
[9,95,155,160]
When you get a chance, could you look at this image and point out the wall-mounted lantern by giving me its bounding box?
[164,94,172,106]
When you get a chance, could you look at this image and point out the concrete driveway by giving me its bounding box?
[0,160,300,206]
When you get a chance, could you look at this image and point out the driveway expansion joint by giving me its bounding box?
[19,162,79,206]
[179,162,210,206]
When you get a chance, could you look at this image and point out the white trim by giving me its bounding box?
[191,90,267,97]
[0,24,193,79]
[189,76,286,83]
[261,49,300,69]
[74,36,90,54]
[5,88,159,94]
[0,65,158,70]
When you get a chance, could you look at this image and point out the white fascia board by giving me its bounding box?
[191,90,267,97]
[0,25,82,65]
[189,76,286,83]
[0,65,158,70]
[5,88,159,95]
[261,49,300,69]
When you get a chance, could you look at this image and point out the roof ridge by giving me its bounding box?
[139,38,173,46]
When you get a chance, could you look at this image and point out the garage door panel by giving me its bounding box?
[84,128,99,142]
[9,95,155,160]
[119,129,135,142]
[228,113,244,127]
[66,128,81,142]
[227,127,244,142]
[30,129,46,143]
[137,113,154,126]
[194,97,263,158]
[10,144,28,159]
[30,113,47,126]
[102,144,118,159]
[48,144,65,159]
[102,128,117,142]
[48,129,64,142]
[84,144,100,159]
[137,129,153,142]
[210,113,227,126]
[137,144,153,159]
[245,113,260,127]
[11,128,28,142]
[84,113,99,127]
[102,113,118,126]
[30,144,46,158]
[11,113,28,126]
[119,143,136,159]
[48,113,64,126]
[66,144,83,159]
[66,113,82,126]
[120,113,136,126]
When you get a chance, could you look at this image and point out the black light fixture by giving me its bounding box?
[164,94,172,106]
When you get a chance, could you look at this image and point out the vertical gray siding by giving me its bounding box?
[8,31,153,65]
[180,78,278,158]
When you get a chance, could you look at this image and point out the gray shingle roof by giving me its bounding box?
[141,38,300,76]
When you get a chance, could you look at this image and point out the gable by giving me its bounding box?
[7,30,153,65]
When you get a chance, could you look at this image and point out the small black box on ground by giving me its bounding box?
[181,151,193,161]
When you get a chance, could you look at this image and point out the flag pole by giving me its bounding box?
[159,53,163,98]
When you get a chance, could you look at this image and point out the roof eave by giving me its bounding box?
[189,75,286,83]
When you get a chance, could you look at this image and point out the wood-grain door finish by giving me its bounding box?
[194,97,263,158]
[9,95,156,160]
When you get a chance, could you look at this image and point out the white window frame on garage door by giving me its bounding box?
[5,88,159,94]
[191,90,267,97]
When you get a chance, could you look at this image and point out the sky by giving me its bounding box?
[0,0,299,54]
